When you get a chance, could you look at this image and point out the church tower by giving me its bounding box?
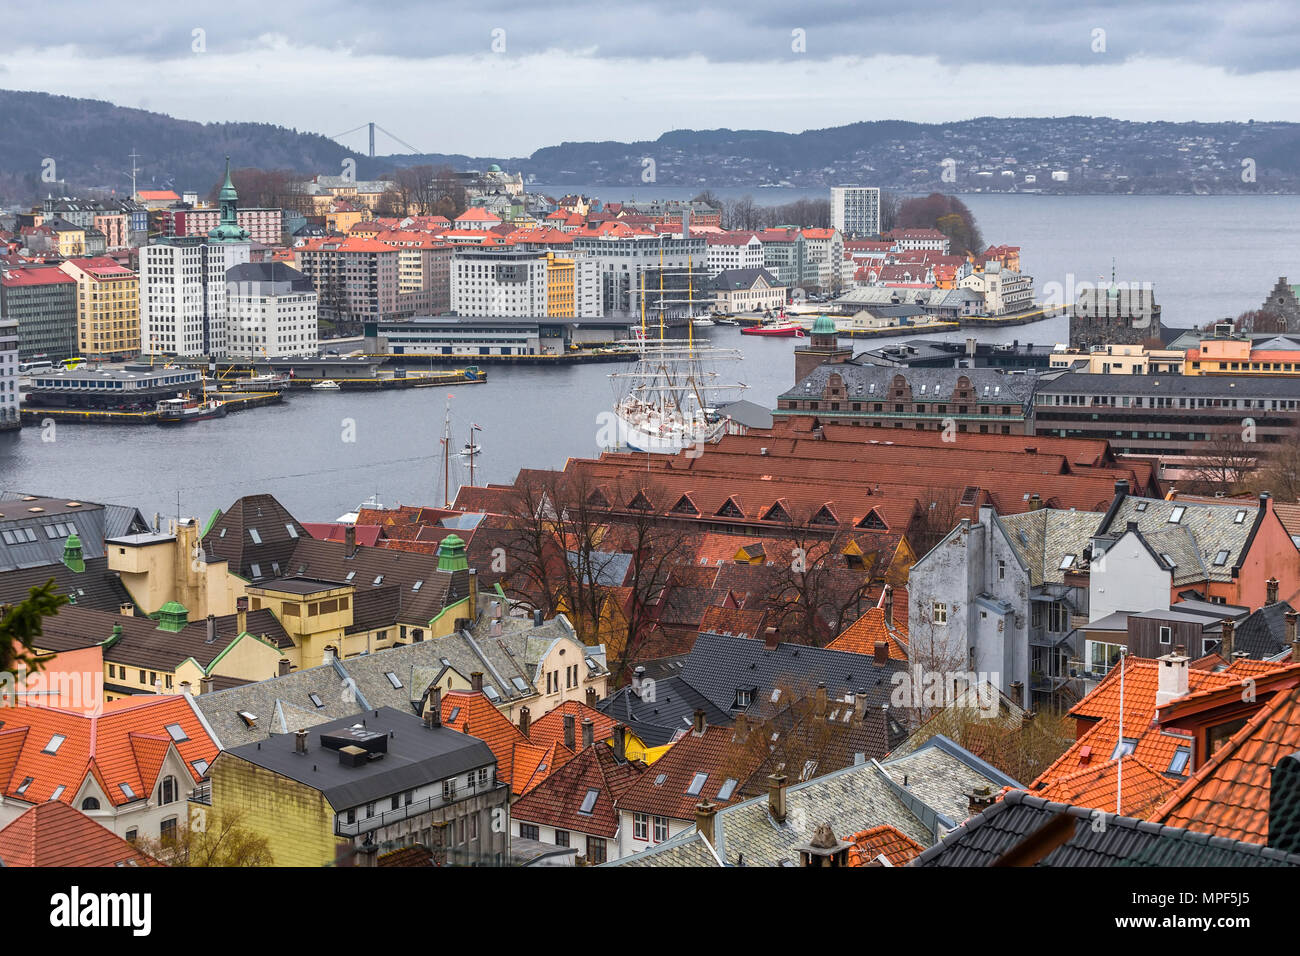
[794,314,852,382]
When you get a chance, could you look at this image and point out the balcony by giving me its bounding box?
[335,779,505,837]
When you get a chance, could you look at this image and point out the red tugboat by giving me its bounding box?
[741,320,806,337]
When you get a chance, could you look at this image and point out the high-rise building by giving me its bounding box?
[450,248,549,317]
[0,266,78,362]
[830,186,881,238]
[224,261,318,358]
[138,158,251,356]
[0,309,18,431]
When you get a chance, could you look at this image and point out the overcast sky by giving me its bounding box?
[4,1,1300,156]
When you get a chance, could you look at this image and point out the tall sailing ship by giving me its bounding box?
[610,254,746,454]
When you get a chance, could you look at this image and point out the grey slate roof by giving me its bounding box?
[711,267,782,291]
[0,494,148,571]
[1235,601,1297,659]
[881,734,1023,825]
[195,658,361,749]
[220,706,495,812]
[609,757,935,867]
[1001,509,1106,586]
[1038,369,1300,398]
[0,555,134,614]
[1101,495,1268,585]
[913,789,1300,867]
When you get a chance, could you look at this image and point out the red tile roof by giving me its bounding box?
[846,824,925,866]
[510,743,646,838]
[616,723,762,821]
[0,802,158,867]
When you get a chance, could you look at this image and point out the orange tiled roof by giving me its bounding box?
[846,824,925,866]
[0,802,158,867]
[511,742,646,838]
[1153,684,1300,844]
[528,700,618,753]
[441,690,528,790]
[1034,755,1178,818]
[615,723,762,821]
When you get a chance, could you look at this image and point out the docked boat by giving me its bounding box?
[225,372,290,392]
[713,316,739,326]
[311,379,341,390]
[691,316,716,327]
[741,321,806,337]
[155,396,228,424]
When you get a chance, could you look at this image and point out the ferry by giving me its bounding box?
[741,320,806,337]
[155,396,228,424]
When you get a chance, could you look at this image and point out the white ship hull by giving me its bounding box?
[615,402,725,454]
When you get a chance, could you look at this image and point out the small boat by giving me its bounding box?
[713,317,739,326]
[155,396,227,424]
[691,316,716,327]
[224,372,291,392]
[741,321,806,337]
[462,442,481,457]
[311,379,341,390]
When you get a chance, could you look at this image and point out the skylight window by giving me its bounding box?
[237,711,258,727]
[412,580,423,591]
[511,677,529,692]
[449,707,461,722]
[285,523,299,539]
[345,571,356,582]
[250,563,262,578]
[686,772,708,796]
[1169,748,1191,775]
[1213,550,1230,566]
[119,782,137,799]
[1058,554,1075,570]
[1235,510,1247,524]
[16,777,32,795]
[578,788,599,815]
[1111,738,1137,760]
[654,773,667,786]
[50,785,65,800]
[192,760,209,777]
[716,778,738,801]
[385,672,403,689]
[248,528,262,544]
[42,734,66,755]
[309,693,324,708]
[373,575,384,586]
[484,685,500,702]
[164,724,188,743]
[1135,501,1148,512]
[1161,554,1177,569]
[1168,506,1185,524]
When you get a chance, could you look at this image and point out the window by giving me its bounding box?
[1111,738,1137,760]
[160,817,178,845]
[192,760,209,777]
[124,827,137,842]
[1235,510,1248,524]
[734,688,753,708]
[997,559,1005,581]
[634,813,649,840]
[932,602,948,625]
[248,528,262,544]
[1169,748,1192,775]
[1167,506,1185,524]
[15,776,32,795]
[81,797,100,811]
[309,693,324,708]
[443,779,457,801]
[586,836,607,864]
[478,767,490,788]
[686,772,708,796]
[385,672,403,689]
[42,734,66,755]
[520,823,539,841]
[250,563,262,578]
[553,828,569,847]
[1159,625,1172,645]
[285,523,298,539]
[1213,550,1230,566]
[1087,641,1126,677]
[653,816,668,843]
[164,723,188,743]
[159,775,178,805]
[1049,602,1067,633]
[50,785,66,801]
[119,782,136,800]
[716,778,738,801]
[1058,554,1075,570]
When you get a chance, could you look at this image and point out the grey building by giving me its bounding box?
[0,264,78,362]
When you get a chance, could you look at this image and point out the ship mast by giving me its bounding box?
[440,394,452,508]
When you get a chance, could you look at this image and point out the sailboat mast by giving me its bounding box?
[658,239,665,343]
[687,253,694,352]
[468,425,475,487]
[441,396,452,508]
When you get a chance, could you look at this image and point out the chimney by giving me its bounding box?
[344,524,357,556]
[199,675,213,695]
[692,709,707,735]
[581,717,594,749]
[119,601,134,617]
[179,680,192,696]
[966,784,996,817]
[695,800,717,846]
[585,686,597,708]
[489,618,502,637]
[882,586,894,628]
[1114,478,1129,501]
[518,705,531,736]
[767,773,788,823]
[1220,619,1235,660]
[873,641,889,666]
[205,613,217,644]
[563,713,576,750]
[533,609,544,627]
[471,671,483,692]
[1028,494,1042,511]
[323,645,337,661]
[278,658,291,677]
[491,600,502,619]
[814,682,827,717]
[1010,680,1024,708]
[236,595,248,634]
[853,688,868,722]
[1268,578,1280,605]
[295,729,308,754]
[733,712,749,741]
[632,665,646,700]
[1023,446,1037,455]
[610,723,626,762]
[1288,612,1300,663]
[426,687,442,727]
[764,626,779,649]
[1155,646,1190,707]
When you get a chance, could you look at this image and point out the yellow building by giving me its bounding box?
[107,518,245,618]
[58,257,141,361]
[1186,336,1300,376]
[546,253,575,317]
[1049,341,1186,375]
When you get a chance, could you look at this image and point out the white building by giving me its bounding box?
[570,233,707,317]
[224,261,319,358]
[139,238,250,356]
[0,311,18,431]
[451,249,549,317]
[957,264,1034,316]
[830,186,881,238]
[574,256,604,318]
[705,233,763,277]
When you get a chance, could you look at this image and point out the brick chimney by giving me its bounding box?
[873,641,889,666]
[1220,619,1235,659]
[278,658,291,677]
[966,784,996,817]
[692,709,707,735]
[1289,611,1300,663]
[236,595,248,635]
[767,773,788,823]
[610,722,626,762]
[518,705,531,737]
[471,671,483,692]
[1155,646,1190,707]
[427,687,442,728]
[179,680,192,696]
[295,729,308,754]
[585,686,597,708]
[563,713,576,750]
[853,689,868,722]
[344,524,357,556]
[199,675,213,695]
[695,800,717,847]
[632,666,647,700]
[1268,578,1280,605]
[814,682,827,717]
[581,717,594,749]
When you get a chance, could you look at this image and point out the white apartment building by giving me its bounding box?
[830,186,881,238]
[958,264,1034,316]
[451,249,549,317]
[0,312,18,431]
[225,261,319,358]
[705,233,764,277]
[139,237,250,356]
[570,234,708,317]
[575,256,604,318]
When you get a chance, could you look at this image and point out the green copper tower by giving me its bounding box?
[207,156,251,243]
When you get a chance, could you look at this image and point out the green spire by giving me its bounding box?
[219,156,238,202]
[62,533,84,573]
[156,601,189,633]
[811,314,836,336]
[208,156,251,243]
[437,534,469,573]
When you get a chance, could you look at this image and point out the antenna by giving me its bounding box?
[1116,646,1125,815]
[128,149,140,202]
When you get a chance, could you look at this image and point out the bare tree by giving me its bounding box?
[133,808,274,867]
[759,512,875,645]
[910,485,966,558]
[1185,427,1258,495]
[1241,424,1300,501]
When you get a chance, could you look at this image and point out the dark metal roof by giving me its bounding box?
[1039,370,1300,397]
[914,789,1300,867]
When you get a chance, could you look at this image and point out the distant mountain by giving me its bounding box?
[4,89,1300,202]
